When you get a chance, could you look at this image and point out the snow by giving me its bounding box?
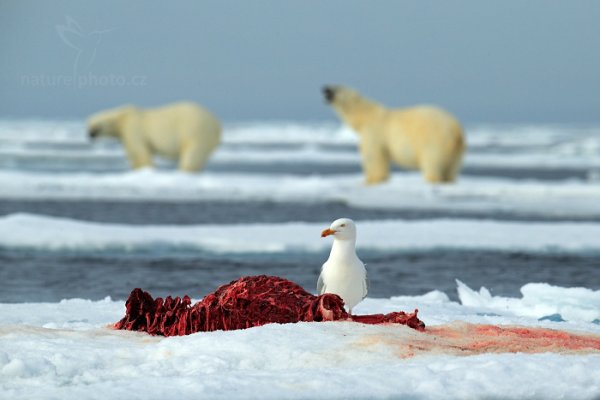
[465,152,600,169]
[1,282,599,400]
[4,142,600,170]
[2,120,600,171]
[4,145,600,172]
[2,120,600,399]
[2,213,600,254]
[1,119,600,218]
[0,170,599,218]
[1,119,598,147]
[457,280,600,323]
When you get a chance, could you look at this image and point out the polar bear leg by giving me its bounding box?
[364,165,389,184]
[122,137,153,169]
[423,169,446,183]
[442,162,459,182]
[360,138,390,184]
[178,143,213,172]
[442,153,463,182]
[361,152,390,184]
[420,155,448,184]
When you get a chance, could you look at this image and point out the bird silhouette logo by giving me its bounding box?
[55,16,114,77]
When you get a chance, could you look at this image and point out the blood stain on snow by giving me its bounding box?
[113,275,600,358]
[355,323,600,358]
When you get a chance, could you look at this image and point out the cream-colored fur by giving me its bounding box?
[324,86,465,184]
[87,102,221,172]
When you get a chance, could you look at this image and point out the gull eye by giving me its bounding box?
[341,224,346,227]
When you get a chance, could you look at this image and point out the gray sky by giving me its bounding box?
[1,0,599,123]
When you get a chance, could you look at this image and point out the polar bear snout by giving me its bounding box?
[88,126,101,139]
[322,86,336,103]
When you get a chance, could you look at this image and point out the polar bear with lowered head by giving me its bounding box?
[323,85,465,184]
[88,101,221,172]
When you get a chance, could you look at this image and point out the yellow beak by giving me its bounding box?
[321,228,336,237]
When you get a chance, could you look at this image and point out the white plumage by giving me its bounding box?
[317,218,368,314]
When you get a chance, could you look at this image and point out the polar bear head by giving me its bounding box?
[322,85,382,133]
[322,85,363,113]
[87,105,137,139]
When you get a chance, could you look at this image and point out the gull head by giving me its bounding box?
[321,218,356,241]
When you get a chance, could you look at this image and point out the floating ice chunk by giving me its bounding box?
[390,290,451,304]
[0,169,600,220]
[457,279,600,323]
[3,213,600,254]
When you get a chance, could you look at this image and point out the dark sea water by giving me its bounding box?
[1,121,599,303]
[1,194,599,303]
[3,198,599,225]
[1,246,598,303]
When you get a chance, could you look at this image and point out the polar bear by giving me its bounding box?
[87,101,221,172]
[323,85,465,184]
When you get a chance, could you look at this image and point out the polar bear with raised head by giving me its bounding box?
[323,85,465,184]
[88,101,221,172]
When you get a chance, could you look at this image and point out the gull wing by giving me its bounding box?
[317,271,326,295]
[362,264,369,299]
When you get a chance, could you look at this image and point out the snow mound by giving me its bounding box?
[0,170,599,218]
[457,280,600,323]
[2,213,600,254]
[1,294,600,400]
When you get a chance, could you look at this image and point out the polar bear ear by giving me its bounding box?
[114,105,137,118]
[105,105,138,128]
[325,86,362,106]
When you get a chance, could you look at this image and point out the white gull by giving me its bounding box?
[317,218,368,314]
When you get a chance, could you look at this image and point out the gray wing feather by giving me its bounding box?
[317,272,326,295]
[362,265,369,300]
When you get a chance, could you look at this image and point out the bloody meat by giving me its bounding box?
[114,275,425,336]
